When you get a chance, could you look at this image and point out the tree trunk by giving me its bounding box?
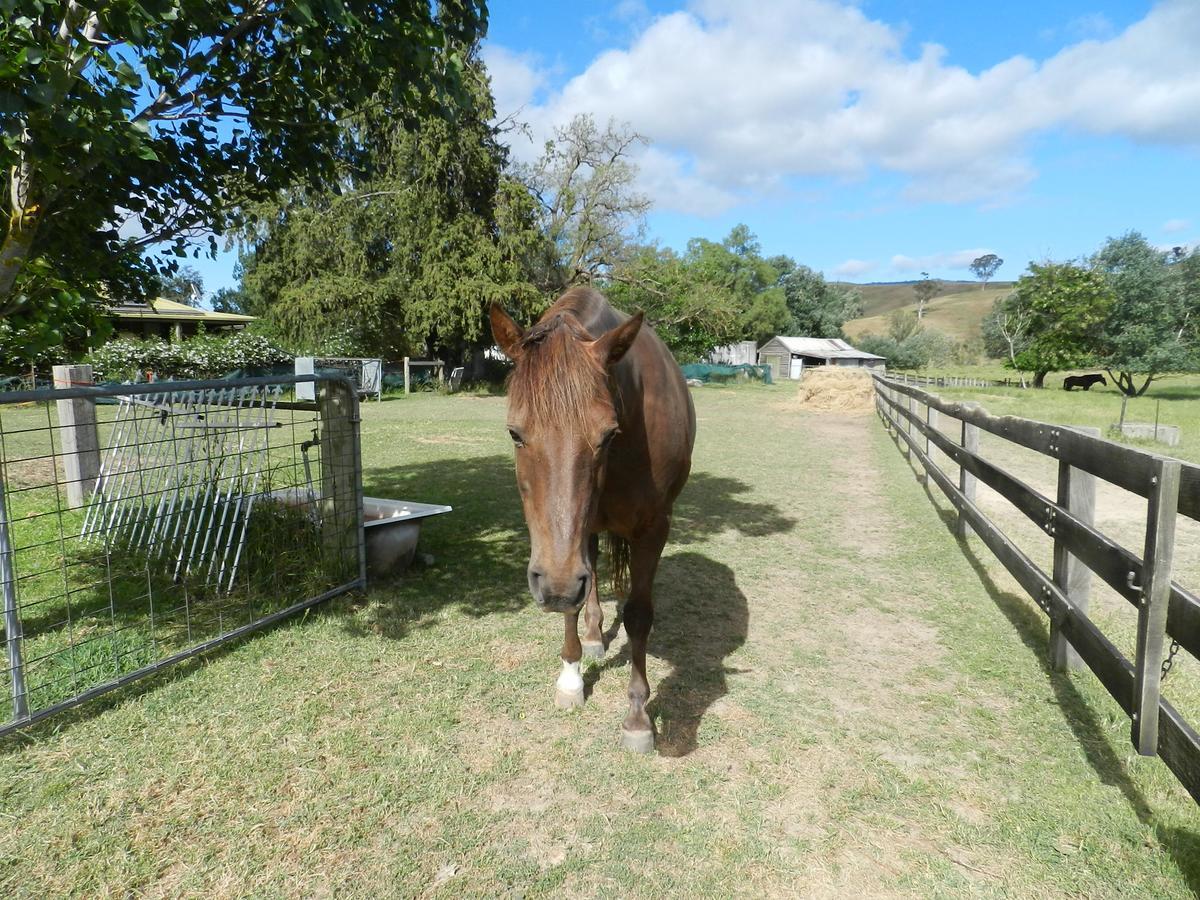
[1109,370,1141,397]
[1033,370,1047,389]
[1135,375,1155,397]
[1,141,40,315]
[0,217,39,313]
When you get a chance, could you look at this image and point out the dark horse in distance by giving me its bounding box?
[490,287,696,752]
[1063,373,1107,391]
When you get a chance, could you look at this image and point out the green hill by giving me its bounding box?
[839,280,1015,343]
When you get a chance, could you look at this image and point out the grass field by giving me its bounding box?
[1,386,1198,897]
[923,372,1200,466]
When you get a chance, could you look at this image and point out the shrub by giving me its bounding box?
[88,332,291,381]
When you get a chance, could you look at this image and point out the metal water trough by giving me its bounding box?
[265,489,450,580]
[362,497,451,578]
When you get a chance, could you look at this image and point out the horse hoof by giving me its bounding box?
[582,641,606,660]
[554,687,585,710]
[619,728,655,754]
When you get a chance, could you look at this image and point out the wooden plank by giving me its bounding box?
[879,396,1200,801]
[1051,434,1098,672]
[1132,459,1180,755]
[887,394,1200,662]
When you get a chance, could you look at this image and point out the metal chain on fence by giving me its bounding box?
[1162,639,1182,681]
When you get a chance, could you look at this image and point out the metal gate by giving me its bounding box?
[0,375,365,736]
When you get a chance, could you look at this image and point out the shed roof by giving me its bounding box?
[109,298,255,325]
[765,336,886,361]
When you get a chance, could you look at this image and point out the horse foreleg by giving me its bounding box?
[619,517,669,753]
[582,533,605,659]
[555,608,585,709]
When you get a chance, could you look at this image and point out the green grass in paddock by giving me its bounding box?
[910,371,1200,465]
[1,386,1198,897]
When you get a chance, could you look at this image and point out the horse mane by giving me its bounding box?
[508,313,611,441]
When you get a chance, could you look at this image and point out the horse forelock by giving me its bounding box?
[508,315,612,440]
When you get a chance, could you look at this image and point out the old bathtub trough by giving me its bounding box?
[362,497,452,579]
[265,489,451,580]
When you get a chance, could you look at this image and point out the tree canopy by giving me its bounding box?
[1,0,487,353]
[988,261,1113,388]
[1093,232,1197,395]
[970,254,1003,288]
[517,114,649,291]
[236,54,547,360]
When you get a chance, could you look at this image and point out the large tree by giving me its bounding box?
[913,271,940,319]
[970,254,1003,289]
[603,245,741,361]
[517,114,649,291]
[236,55,547,359]
[1,1,486,351]
[778,265,861,338]
[998,261,1113,388]
[1093,232,1197,396]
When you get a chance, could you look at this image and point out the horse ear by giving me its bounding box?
[593,312,644,366]
[490,303,525,360]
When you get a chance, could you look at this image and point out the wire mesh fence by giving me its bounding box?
[0,374,365,735]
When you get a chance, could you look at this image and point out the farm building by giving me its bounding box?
[108,298,256,341]
[757,336,886,380]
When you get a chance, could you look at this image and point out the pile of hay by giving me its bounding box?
[786,367,877,413]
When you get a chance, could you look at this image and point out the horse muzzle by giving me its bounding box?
[528,567,591,613]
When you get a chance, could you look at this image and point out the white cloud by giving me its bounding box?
[1163,218,1191,234]
[486,0,1200,214]
[481,45,549,125]
[832,258,876,277]
[890,249,994,273]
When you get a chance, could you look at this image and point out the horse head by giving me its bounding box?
[490,303,643,612]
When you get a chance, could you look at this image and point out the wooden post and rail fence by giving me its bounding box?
[873,374,1200,803]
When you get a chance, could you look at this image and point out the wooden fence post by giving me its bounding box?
[1050,427,1099,672]
[319,378,361,582]
[1131,457,1180,756]
[954,402,979,539]
[403,357,411,395]
[52,364,100,509]
[925,404,938,468]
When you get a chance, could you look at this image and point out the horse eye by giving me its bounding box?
[598,428,619,450]
[508,428,525,447]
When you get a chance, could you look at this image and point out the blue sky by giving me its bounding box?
[189,0,1199,296]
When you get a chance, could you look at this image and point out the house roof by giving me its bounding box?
[766,336,886,361]
[109,298,255,324]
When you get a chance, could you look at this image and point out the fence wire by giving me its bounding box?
[0,375,365,735]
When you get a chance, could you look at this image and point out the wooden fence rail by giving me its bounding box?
[890,372,1019,389]
[873,374,1200,804]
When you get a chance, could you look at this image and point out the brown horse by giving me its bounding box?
[490,287,696,752]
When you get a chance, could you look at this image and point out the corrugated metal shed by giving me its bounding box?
[767,336,886,362]
[757,335,886,380]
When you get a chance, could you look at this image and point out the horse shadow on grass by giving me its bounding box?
[890,431,1200,894]
[585,551,749,758]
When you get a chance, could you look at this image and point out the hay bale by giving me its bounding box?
[787,367,877,413]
